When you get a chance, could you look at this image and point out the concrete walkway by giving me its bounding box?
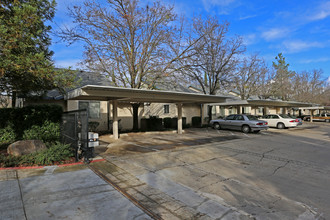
[0,165,152,220]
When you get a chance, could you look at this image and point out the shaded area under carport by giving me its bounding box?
[209,99,314,115]
[66,85,229,139]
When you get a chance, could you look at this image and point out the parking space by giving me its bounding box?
[100,123,330,219]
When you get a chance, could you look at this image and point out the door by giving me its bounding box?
[222,115,236,129]
[231,115,245,130]
[268,114,279,127]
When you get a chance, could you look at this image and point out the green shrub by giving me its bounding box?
[31,142,73,165]
[23,121,60,143]
[0,142,73,167]
[0,104,63,139]
[0,125,16,145]
[0,154,20,167]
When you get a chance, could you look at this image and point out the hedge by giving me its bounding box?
[0,104,63,139]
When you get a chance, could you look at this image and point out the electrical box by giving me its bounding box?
[88,132,99,147]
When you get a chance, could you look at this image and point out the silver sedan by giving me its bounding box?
[210,114,269,133]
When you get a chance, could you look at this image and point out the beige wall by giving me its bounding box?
[212,105,294,116]
[144,103,201,125]
[0,95,11,108]
[68,100,109,131]
[67,100,202,131]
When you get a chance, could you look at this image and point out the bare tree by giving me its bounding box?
[233,54,268,100]
[58,0,198,130]
[179,16,245,120]
[255,69,275,100]
[292,69,328,104]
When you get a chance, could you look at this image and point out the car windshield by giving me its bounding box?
[279,114,291,118]
[246,115,258,120]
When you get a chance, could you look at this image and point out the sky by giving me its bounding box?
[50,0,330,83]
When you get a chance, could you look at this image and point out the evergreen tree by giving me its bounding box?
[271,53,295,101]
[0,0,74,106]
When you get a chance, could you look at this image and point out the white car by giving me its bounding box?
[260,114,299,129]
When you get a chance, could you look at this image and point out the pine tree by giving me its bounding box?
[0,0,74,106]
[272,53,295,101]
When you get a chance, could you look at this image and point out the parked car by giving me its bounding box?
[302,115,311,121]
[259,114,299,129]
[303,113,330,122]
[210,114,268,133]
[289,115,303,125]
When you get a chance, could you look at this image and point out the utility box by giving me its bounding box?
[88,132,99,147]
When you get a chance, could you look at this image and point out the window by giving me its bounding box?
[226,115,236,120]
[247,115,258,121]
[236,115,244,120]
[243,107,250,114]
[258,107,263,114]
[79,101,100,119]
[164,105,169,114]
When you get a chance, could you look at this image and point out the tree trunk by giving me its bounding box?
[131,103,141,131]
[11,91,17,108]
[208,105,213,123]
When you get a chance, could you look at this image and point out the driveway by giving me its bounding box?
[1,123,329,219]
[100,122,329,219]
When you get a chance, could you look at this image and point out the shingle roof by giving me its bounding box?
[44,70,113,100]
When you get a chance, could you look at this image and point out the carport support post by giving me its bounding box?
[177,103,183,134]
[112,100,119,139]
[283,108,287,114]
[311,110,315,122]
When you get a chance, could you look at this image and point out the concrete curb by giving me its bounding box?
[0,158,105,170]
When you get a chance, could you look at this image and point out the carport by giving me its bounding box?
[66,85,228,139]
[209,99,313,115]
[298,106,330,121]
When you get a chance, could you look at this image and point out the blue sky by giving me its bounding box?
[50,0,330,82]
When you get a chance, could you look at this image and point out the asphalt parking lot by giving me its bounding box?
[102,122,330,219]
[1,122,329,220]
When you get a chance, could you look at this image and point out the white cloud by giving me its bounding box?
[282,40,324,53]
[55,59,82,68]
[308,1,330,21]
[261,28,290,41]
[201,0,239,14]
[243,33,257,45]
[299,57,330,64]
[239,14,257,20]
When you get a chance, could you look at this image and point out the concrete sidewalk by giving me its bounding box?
[0,165,152,220]
[0,159,253,220]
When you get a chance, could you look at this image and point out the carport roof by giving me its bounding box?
[209,99,314,107]
[298,106,330,110]
[65,85,229,104]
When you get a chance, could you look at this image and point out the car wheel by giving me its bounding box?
[326,119,330,123]
[242,125,250,133]
[253,130,260,133]
[277,123,285,129]
[306,118,310,122]
[213,123,221,130]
